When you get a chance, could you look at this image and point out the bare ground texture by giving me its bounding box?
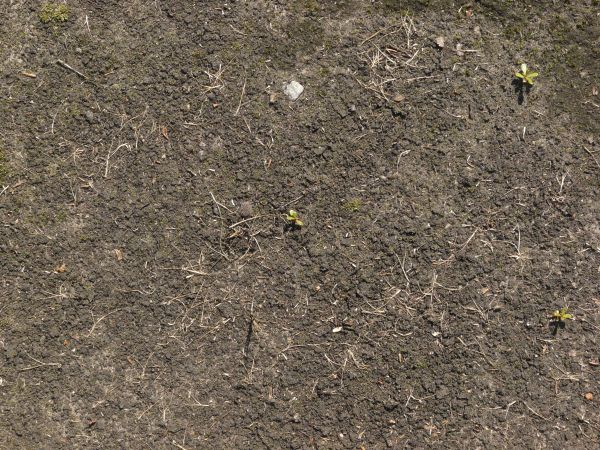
[1,0,599,448]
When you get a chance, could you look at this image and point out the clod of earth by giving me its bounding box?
[239,201,254,218]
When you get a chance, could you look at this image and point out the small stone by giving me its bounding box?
[584,392,593,401]
[85,110,94,122]
[393,94,405,102]
[435,36,445,48]
[239,201,253,218]
[283,80,304,101]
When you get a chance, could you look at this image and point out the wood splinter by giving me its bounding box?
[55,59,88,79]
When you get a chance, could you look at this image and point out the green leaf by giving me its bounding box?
[515,72,524,79]
[295,220,304,227]
[528,72,539,78]
[563,313,573,320]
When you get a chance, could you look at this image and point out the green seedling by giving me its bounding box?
[286,210,304,227]
[515,63,538,85]
[551,306,573,323]
[550,306,573,335]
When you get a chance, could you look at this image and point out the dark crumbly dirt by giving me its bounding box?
[1,1,599,448]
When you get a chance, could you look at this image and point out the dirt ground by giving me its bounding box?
[1,0,599,448]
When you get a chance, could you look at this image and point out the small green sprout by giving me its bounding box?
[551,306,573,323]
[285,210,304,227]
[550,306,573,335]
[515,63,538,85]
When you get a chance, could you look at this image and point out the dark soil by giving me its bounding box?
[1,1,599,448]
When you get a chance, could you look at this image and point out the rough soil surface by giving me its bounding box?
[1,1,599,448]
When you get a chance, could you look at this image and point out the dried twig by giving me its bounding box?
[87,309,122,337]
[56,59,88,79]
[583,146,600,169]
[228,215,271,229]
[234,75,247,116]
[203,64,225,94]
[104,143,131,178]
[19,353,62,371]
[523,401,550,421]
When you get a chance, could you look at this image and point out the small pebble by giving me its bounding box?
[283,80,304,101]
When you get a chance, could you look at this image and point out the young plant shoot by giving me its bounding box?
[550,306,573,335]
[515,63,538,85]
[551,306,573,323]
[286,210,304,227]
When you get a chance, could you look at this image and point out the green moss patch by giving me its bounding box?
[39,3,70,24]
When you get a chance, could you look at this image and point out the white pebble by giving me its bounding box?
[283,80,304,101]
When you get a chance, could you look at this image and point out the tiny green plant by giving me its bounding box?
[551,306,573,323]
[285,210,304,227]
[39,3,70,24]
[550,306,573,335]
[515,63,538,85]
